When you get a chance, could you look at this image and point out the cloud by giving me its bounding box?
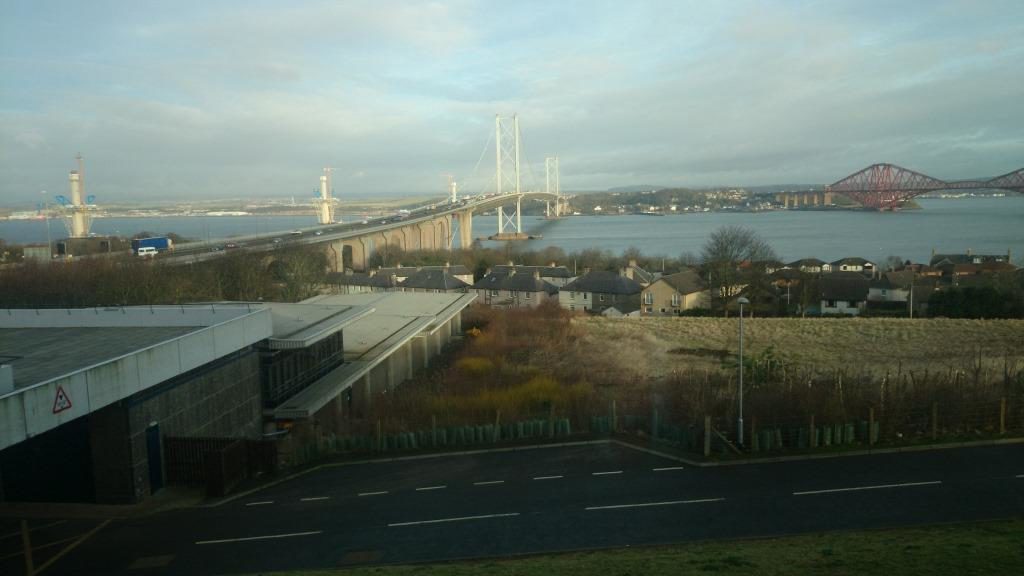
[1,0,1022,203]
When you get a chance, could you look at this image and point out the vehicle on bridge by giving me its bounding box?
[131,236,173,255]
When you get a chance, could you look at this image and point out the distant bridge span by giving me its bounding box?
[827,164,1024,210]
[169,190,566,271]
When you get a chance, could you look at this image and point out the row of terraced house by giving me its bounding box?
[325,250,1017,317]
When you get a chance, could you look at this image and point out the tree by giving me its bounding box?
[884,255,904,272]
[700,225,777,312]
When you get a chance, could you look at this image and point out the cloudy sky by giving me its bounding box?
[2,0,1022,203]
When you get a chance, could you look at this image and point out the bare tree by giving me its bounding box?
[701,225,777,312]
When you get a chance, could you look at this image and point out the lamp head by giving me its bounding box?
[737,297,750,305]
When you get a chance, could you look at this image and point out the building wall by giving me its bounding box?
[559,289,592,311]
[475,288,555,309]
[641,282,710,316]
[821,299,863,315]
[111,349,262,503]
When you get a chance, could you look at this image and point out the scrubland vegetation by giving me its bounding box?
[354,303,1024,446]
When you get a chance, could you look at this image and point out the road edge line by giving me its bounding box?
[31,518,111,575]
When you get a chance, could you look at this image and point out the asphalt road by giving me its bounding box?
[29,442,1024,575]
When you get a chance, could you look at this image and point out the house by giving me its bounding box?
[398,268,469,293]
[375,264,474,286]
[491,262,575,287]
[472,269,559,309]
[620,259,658,286]
[819,272,870,315]
[324,271,398,294]
[769,268,804,288]
[786,258,828,274]
[929,250,1012,267]
[559,270,643,315]
[868,274,909,303]
[641,269,710,315]
[831,257,876,275]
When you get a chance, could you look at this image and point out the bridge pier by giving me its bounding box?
[456,209,473,249]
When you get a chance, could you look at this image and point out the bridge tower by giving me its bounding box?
[314,167,337,225]
[491,114,527,239]
[64,153,96,238]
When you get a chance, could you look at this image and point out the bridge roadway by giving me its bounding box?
[160,191,562,270]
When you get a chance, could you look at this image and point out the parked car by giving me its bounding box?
[136,246,158,257]
[225,242,239,250]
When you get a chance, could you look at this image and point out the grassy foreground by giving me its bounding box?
[265,518,1024,576]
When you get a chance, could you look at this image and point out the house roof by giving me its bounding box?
[770,268,804,281]
[655,270,706,295]
[929,253,1009,266]
[473,271,559,294]
[788,258,826,268]
[400,269,469,291]
[820,272,870,301]
[882,270,916,289]
[831,257,874,266]
[492,264,572,278]
[325,272,398,288]
[562,270,643,295]
[376,264,471,278]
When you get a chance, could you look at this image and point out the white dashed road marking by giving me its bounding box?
[358,491,388,497]
[196,531,322,545]
[245,501,274,506]
[653,466,684,471]
[416,485,447,491]
[586,498,724,511]
[388,513,520,527]
[473,480,505,486]
[300,497,329,502]
[533,475,563,480]
[592,471,623,476]
[793,480,942,496]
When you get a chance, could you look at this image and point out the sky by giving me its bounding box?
[1,0,1022,203]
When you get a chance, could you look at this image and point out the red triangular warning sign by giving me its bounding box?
[53,385,72,414]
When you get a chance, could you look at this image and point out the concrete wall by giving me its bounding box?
[99,350,262,503]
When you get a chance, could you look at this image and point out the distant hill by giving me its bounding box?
[606,185,669,193]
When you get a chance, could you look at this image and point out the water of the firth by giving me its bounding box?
[2,197,1021,264]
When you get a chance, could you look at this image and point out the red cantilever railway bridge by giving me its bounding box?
[826,164,1024,210]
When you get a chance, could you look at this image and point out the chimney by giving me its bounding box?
[397,262,403,268]
[622,267,634,279]
[508,268,516,277]
[534,270,541,280]
[629,259,637,268]
[368,269,376,277]
[549,261,556,267]
[507,260,514,266]
[390,274,398,286]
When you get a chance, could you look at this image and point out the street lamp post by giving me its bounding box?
[737,296,750,447]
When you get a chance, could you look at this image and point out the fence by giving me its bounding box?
[164,436,278,497]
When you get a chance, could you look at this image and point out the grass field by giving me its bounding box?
[264,518,1024,576]
[574,317,1024,378]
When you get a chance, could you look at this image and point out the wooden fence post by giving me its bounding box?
[868,408,875,446]
[1000,397,1006,435]
[809,414,816,448]
[703,416,711,457]
[931,402,938,441]
[22,519,34,576]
